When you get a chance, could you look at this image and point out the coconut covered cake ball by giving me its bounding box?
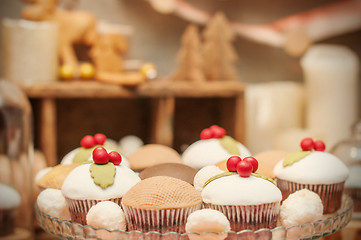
[86,201,126,230]
[193,165,224,192]
[280,189,323,227]
[37,188,70,220]
[186,208,230,240]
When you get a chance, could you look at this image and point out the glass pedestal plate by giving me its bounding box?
[35,194,353,240]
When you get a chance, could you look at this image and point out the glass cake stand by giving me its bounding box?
[35,194,353,240]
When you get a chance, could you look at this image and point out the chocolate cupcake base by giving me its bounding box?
[276,178,345,214]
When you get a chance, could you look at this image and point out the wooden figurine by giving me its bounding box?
[202,11,239,81]
[21,0,98,76]
[89,31,145,86]
[170,24,205,82]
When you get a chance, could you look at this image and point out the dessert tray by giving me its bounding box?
[35,194,353,240]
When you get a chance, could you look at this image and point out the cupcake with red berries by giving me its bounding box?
[60,133,130,167]
[273,138,349,213]
[182,125,251,170]
[202,156,282,232]
[61,146,140,224]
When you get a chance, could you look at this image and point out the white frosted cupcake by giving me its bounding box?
[182,125,251,169]
[60,134,130,168]
[274,138,349,213]
[202,156,282,232]
[61,147,140,224]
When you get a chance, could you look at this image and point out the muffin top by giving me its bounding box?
[139,163,197,185]
[62,163,140,200]
[127,144,182,171]
[122,176,202,210]
[273,151,349,184]
[202,174,282,205]
[36,163,79,190]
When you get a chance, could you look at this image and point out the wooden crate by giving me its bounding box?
[20,80,246,166]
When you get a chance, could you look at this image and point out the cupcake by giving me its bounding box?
[273,138,349,213]
[121,176,202,233]
[138,163,197,185]
[0,183,21,236]
[61,147,140,224]
[202,156,282,232]
[182,125,251,170]
[127,144,182,172]
[61,134,130,168]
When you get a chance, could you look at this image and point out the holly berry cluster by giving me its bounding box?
[300,137,326,152]
[80,133,107,148]
[226,156,258,178]
[92,147,122,165]
[200,125,226,140]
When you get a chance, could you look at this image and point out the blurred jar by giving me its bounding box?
[0,80,34,239]
[331,120,361,217]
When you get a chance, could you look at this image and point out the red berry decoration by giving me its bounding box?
[243,156,258,173]
[227,156,242,172]
[300,137,314,151]
[210,125,226,138]
[108,151,122,165]
[92,147,109,164]
[80,135,95,148]
[94,133,107,145]
[236,160,253,177]
[200,128,214,140]
[314,140,326,151]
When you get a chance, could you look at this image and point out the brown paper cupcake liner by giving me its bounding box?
[344,187,361,212]
[65,197,122,225]
[122,204,201,234]
[203,202,280,232]
[276,178,345,214]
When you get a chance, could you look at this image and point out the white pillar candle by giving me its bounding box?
[1,19,59,85]
[245,82,304,154]
[301,44,360,149]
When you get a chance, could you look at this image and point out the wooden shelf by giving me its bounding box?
[19,80,246,166]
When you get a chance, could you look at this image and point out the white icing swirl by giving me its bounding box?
[202,174,282,205]
[274,151,349,184]
[62,164,140,200]
[182,139,251,169]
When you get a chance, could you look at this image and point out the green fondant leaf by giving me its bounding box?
[90,162,116,189]
[203,171,237,188]
[219,136,240,155]
[73,147,96,164]
[283,151,312,167]
[251,172,277,186]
